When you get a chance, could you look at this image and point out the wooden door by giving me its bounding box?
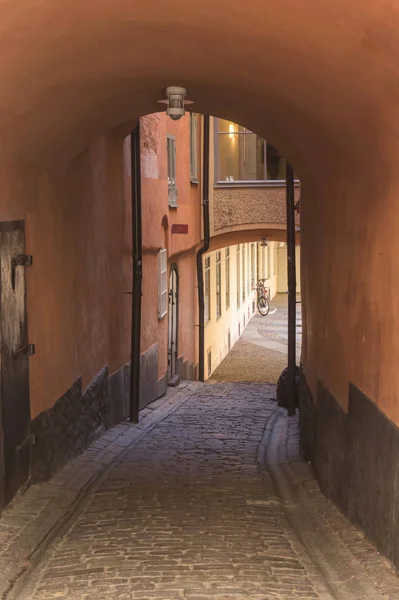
[168,267,178,380]
[0,221,32,505]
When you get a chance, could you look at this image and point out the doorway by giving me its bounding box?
[168,266,179,381]
[0,221,32,505]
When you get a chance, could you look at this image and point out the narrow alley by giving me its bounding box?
[1,368,398,598]
[210,295,301,384]
[3,0,399,595]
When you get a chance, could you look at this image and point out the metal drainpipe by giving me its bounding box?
[129,122,143,423]
[286,162,296,416]
[196,114,210,382]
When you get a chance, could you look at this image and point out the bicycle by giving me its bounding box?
[255,280,270,316]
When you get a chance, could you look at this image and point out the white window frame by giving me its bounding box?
[241,244,246,303]
[236,245,241,308]
[167,134,177,207]
[216,251,222,319]
[190,114,199,183]
[265,244,270,279]
[225,247,230,310]
[158,249,168,319]
[214,117,301,186]
[251,243,256,290]
[204,256,211,324]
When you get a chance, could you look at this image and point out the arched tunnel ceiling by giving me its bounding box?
[1,0,398,176]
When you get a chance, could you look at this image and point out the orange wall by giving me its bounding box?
[175,250,198,370]
[0,111,201,421]
[300,163,399,425]
[137,113,202,380]
[140,113,201,255]
[0,133,132,419]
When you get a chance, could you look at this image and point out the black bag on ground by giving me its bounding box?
[276,366,300,409]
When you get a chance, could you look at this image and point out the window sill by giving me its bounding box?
[214,180,300,189]
[168,202,179,209]
[190,178,200,185]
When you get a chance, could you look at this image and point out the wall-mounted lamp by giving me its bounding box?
[158,86,193,121]
[260,237,268,247]
[228,123,236,139]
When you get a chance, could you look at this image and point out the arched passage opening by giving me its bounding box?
[1,0,399,565]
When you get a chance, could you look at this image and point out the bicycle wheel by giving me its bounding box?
[257,296,270,316]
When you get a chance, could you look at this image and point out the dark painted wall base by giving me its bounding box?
[31,367,110,482]
[30,343,183,484]
[299,370,399,569]
[177,356,198,381]
[30,343,197,488]
[140,344,168,409]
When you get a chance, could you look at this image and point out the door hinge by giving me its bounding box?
[12,255,33,268]
[13,344,35,361]
[11,255,32,290]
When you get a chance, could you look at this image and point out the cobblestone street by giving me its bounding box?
[1,383,399,599]
[211,295,301,384]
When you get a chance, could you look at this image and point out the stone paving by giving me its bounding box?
[0,383,200,599]
[3,382,399,600]
[255,294,302,360]
[210,295,301,384]
[209,339,285,384]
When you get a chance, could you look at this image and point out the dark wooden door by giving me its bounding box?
[168,267,178,380]
[0,221,31,505]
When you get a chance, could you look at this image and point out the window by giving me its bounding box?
[158,249,168,319]
[216,252,222,319]
[225,248,230,310]
[227,329,231,352]
[167,135,177,206]
[251,244,256,290]
[242,244,246,303]
[215,118,288,183]
[190,114,199,182]
[247,245,251,296]
[207,348,212,378]
[256,243,261,280]
[264,244,269,279]
[236,245,241,307]
[205,256,211,323]
[274,244,277,276]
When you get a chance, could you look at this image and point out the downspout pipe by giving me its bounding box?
[196,114,210,382]
[286,162,296,416]
[129,122,143,423]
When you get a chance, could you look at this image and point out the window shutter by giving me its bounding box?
[167,135,177,206]
[158,249,168,319]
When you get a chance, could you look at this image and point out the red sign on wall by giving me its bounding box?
[171,224,189,234]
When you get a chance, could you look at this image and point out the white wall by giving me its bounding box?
[277,244,301,293]
[257,241,279,300]
[203,240,284,379]
[203,242,257,379]
[203,240,301,379]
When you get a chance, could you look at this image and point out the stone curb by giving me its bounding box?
[262,409,399,600]
[285,414,399,599]
[0,381,202,598]
[257,407,336,600]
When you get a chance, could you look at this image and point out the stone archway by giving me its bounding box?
[1,0,399,562]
